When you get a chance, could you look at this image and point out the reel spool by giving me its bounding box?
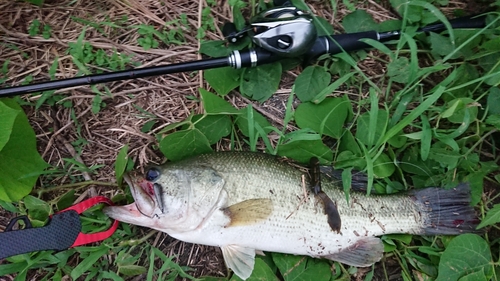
[223,6,318,57]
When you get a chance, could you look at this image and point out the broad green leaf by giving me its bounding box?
[477,204,500,229]
[272,254,331,281]
[160,129,212,161]
[295,97,350,139]
[485,115,500,130]
[436,234,492,281]
[312,72,355,104]
[335,150,366,170]
[458,269,487,281]
[339,130,361,155]
[235,106,272,138]
[342,10,378,33]
[115,145,129,187]
[387,57,410,84]
[200,89,239,114]
[294,66,330,102]
[0,99,48,202]
[199,40,231,57]
[277,139,333,164]
[428,146,461,170]
[444,98,478,124]
[0,101,19,151]
[373,153,395,178]
[56,190,76,211]
[205,67,242,96]
[24,195,51,226]
[430,32,455,57]
[192,114,231,144]
[230,258,278,281]
[487,87,500,115]
[240,62,282,102]
[314,16,335,36]
[356,110,389,147]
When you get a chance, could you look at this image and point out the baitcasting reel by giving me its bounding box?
[223,6,318,57]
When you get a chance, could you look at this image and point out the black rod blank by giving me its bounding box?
[0,57,230,98]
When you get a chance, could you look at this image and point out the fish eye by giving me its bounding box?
[146,167,161,182]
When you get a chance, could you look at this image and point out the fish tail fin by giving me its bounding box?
[412,183,480,235]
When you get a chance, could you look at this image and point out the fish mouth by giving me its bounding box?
[123,172,158,218]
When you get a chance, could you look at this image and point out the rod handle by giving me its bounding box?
[304,31,379,61]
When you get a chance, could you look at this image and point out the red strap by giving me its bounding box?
[58,196,119,247]
[71,220,119,247]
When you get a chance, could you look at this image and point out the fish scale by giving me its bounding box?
[104,151,478,280]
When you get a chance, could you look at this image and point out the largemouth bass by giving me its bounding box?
[104,152,478,279]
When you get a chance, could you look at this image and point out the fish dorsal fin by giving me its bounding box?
[324,237,383,267]
[223,198,273,227]
[221,245,256,280]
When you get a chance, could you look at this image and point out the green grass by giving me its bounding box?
[1,0,500,280]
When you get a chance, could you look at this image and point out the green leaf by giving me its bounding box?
[277,139,333,164]
[192,114,231,144]
[205,67,242,96]
[0,99,49,202]
[56,190,76,211]
[339,130,361,155]
[436,234,492,281]
[294,66,330,102]
[356,110,389,147]
[240,63,282,102]
[485,115,500,130]
[160,129,212,161]
[0,101,19,151]
[312,72,355,104]
[115,145,129,187]
[342,10,378,33]
[430,32,454,57]
[71,247,109,280]
[387,57,411,84]
[272,254,331,281]
[443,98,478,124]
[335,150,366,170]
[487,87,500,115]
[26,0,44,6]
[24,195,51,225]
[420,115,431,161]
[477,204,500,229]
[230,258,278,281]
[235,106,272,138]
[314,16,335,36]
[295,98,350,139]
[199,40,231,57]
[119,264,147,276]
[428,146,461,170]
[200,89,239,114]
[373,153,395,178]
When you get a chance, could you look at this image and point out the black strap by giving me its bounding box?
[0,210,81,259]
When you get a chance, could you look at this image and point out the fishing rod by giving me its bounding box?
[0,3,487,98]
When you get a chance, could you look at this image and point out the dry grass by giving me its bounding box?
[0,0,488,279]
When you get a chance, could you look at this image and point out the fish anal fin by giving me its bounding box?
[221,245,256,280]
[223,198,273,227]
[324,237,383,267]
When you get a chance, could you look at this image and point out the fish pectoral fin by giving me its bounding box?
[223,198,273,227]
[324,237,384,267]
[221,245,256,280]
